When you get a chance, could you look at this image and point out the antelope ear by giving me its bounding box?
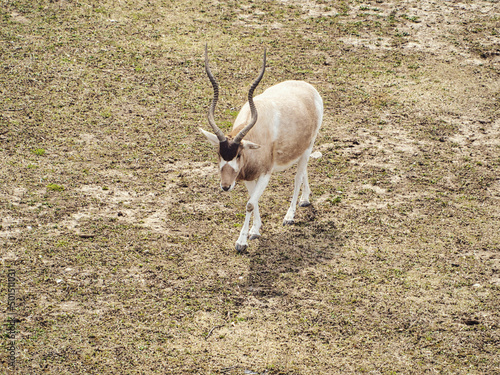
[199,128,219,147]
[241,140,260,150]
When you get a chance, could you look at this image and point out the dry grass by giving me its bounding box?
[1,0,499,374]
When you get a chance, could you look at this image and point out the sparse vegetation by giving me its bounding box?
[32,148,46,156]
[0,0,499,374]
[46,183,64,192]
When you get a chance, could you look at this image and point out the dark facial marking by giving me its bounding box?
[219,140,240,161]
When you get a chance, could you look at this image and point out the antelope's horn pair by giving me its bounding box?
[204,44,266,144]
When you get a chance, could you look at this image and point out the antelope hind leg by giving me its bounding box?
[283,154,310,225]
[299,168,311,207]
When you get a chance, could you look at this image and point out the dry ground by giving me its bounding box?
[1,0,499,374]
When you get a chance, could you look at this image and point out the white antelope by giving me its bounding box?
[200,46,323,252]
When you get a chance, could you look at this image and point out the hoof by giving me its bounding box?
[235,243,248,253]
[299,200,311,207]
[249,234,260,241]
[283,219,294,226]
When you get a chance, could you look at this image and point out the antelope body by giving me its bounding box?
[200,46,323,252]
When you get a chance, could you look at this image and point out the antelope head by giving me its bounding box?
[200,45,266,191]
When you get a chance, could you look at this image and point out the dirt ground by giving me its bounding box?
[1,0,499,374]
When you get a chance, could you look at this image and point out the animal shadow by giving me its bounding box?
[244,218,342,298]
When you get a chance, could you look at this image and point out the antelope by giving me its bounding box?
[200,46,323,252]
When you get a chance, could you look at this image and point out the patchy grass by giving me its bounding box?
[1,0,499,374]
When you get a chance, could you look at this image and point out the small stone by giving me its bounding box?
[310,151,322,159]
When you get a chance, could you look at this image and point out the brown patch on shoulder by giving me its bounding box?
[237,148,271,181]
[237,162,261,181]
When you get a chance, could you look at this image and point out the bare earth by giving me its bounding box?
[1,1,499,374]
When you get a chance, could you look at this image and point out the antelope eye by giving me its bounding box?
[237,153,241,159]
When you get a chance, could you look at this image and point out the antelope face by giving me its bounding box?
[200,129,260,191]
[219,138,261,191]
[219,139,261,191]
[216,138,239,191]
[219,158,239,191]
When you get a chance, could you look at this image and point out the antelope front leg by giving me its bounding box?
[235,210,253,253]
[235,174,271,252]
[244,180,262,240]
[248,203,261,240]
